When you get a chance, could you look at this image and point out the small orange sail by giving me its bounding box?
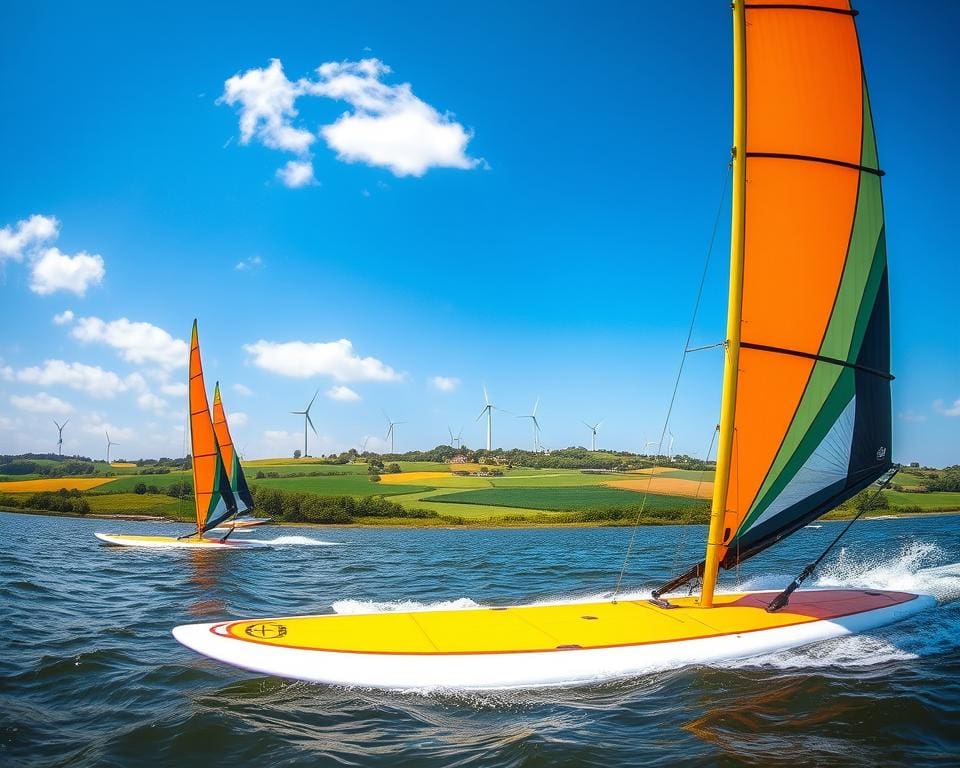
[212,381,254,514]
[189,320,237,533]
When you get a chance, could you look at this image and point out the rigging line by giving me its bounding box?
[766,466,900,612]
[612,162,730,600]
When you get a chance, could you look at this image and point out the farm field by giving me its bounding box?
[430,486,707,512]
[881,490,960,511]
[92,472,191,493]
[252,474,431,497]
[0,477,117,492]
[607,477,712,499]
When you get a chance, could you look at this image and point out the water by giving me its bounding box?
[2,512,959,767]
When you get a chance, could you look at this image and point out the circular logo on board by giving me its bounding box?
[245,622,287,639]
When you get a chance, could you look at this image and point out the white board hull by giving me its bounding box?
[95,532,270,549]
[172,591,934,690]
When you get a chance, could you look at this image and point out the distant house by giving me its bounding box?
[451,454,469,464]
[909,462,920,468]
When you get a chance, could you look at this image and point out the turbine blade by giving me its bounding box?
[483,384,489,405]
[307,388,320,412]
[532,396,539,416]
[596,420,604,431]
[306,413,318,436]
[476,408,487,421]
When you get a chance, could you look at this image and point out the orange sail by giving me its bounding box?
[212,381,254,514]
[714,0,892,567]
[189,321,237,533]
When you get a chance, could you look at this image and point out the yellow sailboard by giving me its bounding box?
[173,1,936,686]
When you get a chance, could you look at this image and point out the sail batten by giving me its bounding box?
[708,0,892,570]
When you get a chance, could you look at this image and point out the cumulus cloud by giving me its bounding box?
[15,359,139,398]
[430,375,460,392]
[137,392,169,412]
[53,309,74,325]
[228,411,248,427]
[221,58,315,153]
[220,57,479,183]
[326,385,360,402]
[933,398,960,417]
[244,338,402,382]
[275,159,316,188]
[232,383,253,396]
[0,214,106,297]
[10,392,72,414]
[160,382,188,397]
[71,316,188,369]
[310,59,480,177]
[0,214,59,261]
[29,248,105,296]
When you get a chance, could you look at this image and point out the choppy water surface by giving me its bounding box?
[2,512,958,767]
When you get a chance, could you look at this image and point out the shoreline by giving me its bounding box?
[4,506,959,529]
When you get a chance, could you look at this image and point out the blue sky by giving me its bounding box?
[1,1,957,465]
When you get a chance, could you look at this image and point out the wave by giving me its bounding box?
[247,535,343,546]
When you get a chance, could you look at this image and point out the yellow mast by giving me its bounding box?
[700,0,747,608]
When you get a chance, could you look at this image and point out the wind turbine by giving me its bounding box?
[360,436,371,454]
[291,388,319,457]
[383,412,405,454]
[476,385,498,451]
[105,431,118,463]
[518,397,542,452]
[54,418,69,456]
[667,430,676,460]
[448,426,464,450]
[581,420,603,451]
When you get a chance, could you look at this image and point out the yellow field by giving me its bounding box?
[378,472,451,484]
[627,467,672,475]
[606,477,713,499]
[449,463,501,473]
[0,477,117,492]
[110,462,136,468]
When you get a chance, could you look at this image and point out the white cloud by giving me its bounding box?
[10,392,72,414]
[15,359,138,399]
[430,375,460,392]
[221,57,479,182]
[228,411,248,427]
[29,248,105,296]
[933,398,960,417]
[310,59,479,177]
[81,415,134,442]
[276,159,316,188]
[235,255,263,271]
[221,58,315,154]
[53,309,75,325]
[0,365,12,381]
[0,414,18,430]
[326,385,360,402]
[0,214,59,261]
[137,392,169,412]
[232,383,253,396]
[243,338,402,382]
[71,316,188,369]
[160,382,188,397]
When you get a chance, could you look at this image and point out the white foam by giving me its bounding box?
[247,535,343,546]
[332,597,482,615]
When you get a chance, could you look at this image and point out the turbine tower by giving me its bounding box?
[360,436,371,454]
[383,412,405,454]
[291,388,319,457]
[476,385,497,451]
[105,431,118,463]
[518,397,542,452]
[54,418,69,457]
[448,426,464,450]
[581,420,603,451]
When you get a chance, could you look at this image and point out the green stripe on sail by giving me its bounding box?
[734,80,886,537]
[737,366,855,535]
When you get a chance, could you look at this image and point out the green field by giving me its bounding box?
[252,474,431,497]
[882,490,960,511]
[92,471,191,492]
[430,486,706,512]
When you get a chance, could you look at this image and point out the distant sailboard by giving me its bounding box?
[97,321,269,550]
[174,1,937,686]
